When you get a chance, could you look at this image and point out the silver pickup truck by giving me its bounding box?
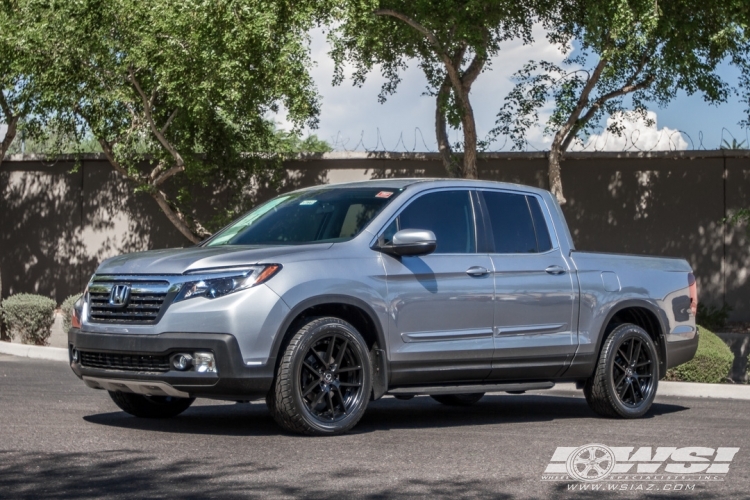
[68,179,699,435]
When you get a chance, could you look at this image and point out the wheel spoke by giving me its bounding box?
[614,360,628,373]
[325,335,336,366]
[618,379,630,398]
[632,380,644,402]
[615,372,627,388]
[311,388,326,408]
[334,338,349,368]
[302,361,320,377]
[326,391,336,419]
[336,365,361,373]
[636,359,652,367]
[633,340,642,364]
[617,347,630,364]
[301,379,319,397]
[310,349,328,368]
[627,338,635,364]
[334,386,347,413]
[339,382,362,387]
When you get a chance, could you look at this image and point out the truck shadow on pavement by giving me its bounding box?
[0,448,530,500]
[83,394,687,437]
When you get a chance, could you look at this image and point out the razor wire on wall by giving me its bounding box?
[326,126,750,153]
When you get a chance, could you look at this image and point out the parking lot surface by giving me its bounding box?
[1,354,749,499]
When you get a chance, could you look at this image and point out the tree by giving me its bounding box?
[331,0,535,178]
[24,0,328,243]
[495,0,747,204]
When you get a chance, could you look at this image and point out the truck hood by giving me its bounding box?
[96,244,334,275]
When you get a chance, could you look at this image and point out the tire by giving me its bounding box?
[269,317,372,435]
[584,323,659,418]
[430,393,485,406]
[108,391,195,418]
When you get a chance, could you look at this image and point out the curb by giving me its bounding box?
[543,382,750,401]
[0,341,69,362]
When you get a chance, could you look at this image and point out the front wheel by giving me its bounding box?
[270,317,372,435]
[584,323,659,418]
[108,391,195,418]
[430,393,485,406]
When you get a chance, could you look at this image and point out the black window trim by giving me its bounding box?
[370,187,481,255]
[475,188,559,256]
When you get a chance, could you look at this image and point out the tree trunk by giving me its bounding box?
[459,92,478,179]
[548,132,566,205]
[150,190,202,244]
[0,115,18,165]
[436,79,460,177]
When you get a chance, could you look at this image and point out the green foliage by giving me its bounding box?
[494,0,748,151]
[61,293,83,333]
[274,128,333,153]
[665,327,733,383]
[12,0,331,241]
[727,208,750,230]
[696,303,733,331]
[721,138,748,150]
[0,293,56,346]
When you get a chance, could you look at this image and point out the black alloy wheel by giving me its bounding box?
[611,336,655,407]
[584,323,659,418]
[298,333,365,422]
[270,317,372,435]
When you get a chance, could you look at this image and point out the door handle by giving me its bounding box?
[545,265,566,275]
[466,266,490,277]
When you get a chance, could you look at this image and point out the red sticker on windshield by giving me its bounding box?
[375,191,393,198]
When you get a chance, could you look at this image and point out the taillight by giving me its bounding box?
[688,273,698,316]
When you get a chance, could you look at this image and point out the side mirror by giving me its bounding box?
[377,229,437,257]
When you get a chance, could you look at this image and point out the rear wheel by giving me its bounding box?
[584,323,659,418]
[108,391,195,418]
[430,393,485,406]
[270,317,372,435]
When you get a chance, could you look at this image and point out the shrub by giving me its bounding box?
[696,303,732,331]
[665,326,733,383]
[61,293,83,332]
[0,293,57,345]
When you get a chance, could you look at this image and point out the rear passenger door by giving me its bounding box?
[477,190,578,380]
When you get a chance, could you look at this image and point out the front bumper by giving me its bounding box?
[68,328,274,400]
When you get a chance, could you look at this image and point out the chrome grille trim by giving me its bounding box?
[87,280,173,324]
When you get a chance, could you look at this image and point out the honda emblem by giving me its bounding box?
[109,284,131,308]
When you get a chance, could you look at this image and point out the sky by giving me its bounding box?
[284,27,749,152]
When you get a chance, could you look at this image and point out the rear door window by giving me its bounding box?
[481,191,551,254]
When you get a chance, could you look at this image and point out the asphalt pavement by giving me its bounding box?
[1,354,749,499]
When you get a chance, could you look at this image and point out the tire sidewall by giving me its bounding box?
[289,319,372,434]
[603,325,659,418]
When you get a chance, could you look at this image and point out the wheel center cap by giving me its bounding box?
[626,368,633,377]
[323,372,333,382]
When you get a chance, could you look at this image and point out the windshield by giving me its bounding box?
[205,187,402,247]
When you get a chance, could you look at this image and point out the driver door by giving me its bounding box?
[380,189,496,386]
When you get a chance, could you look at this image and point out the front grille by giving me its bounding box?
[80,351,171,372]
[88,281,171,324]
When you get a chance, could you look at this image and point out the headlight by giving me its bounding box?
[174,265,281,302]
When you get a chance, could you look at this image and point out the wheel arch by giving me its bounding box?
[269,295,389,393]
[595,300,670,379]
